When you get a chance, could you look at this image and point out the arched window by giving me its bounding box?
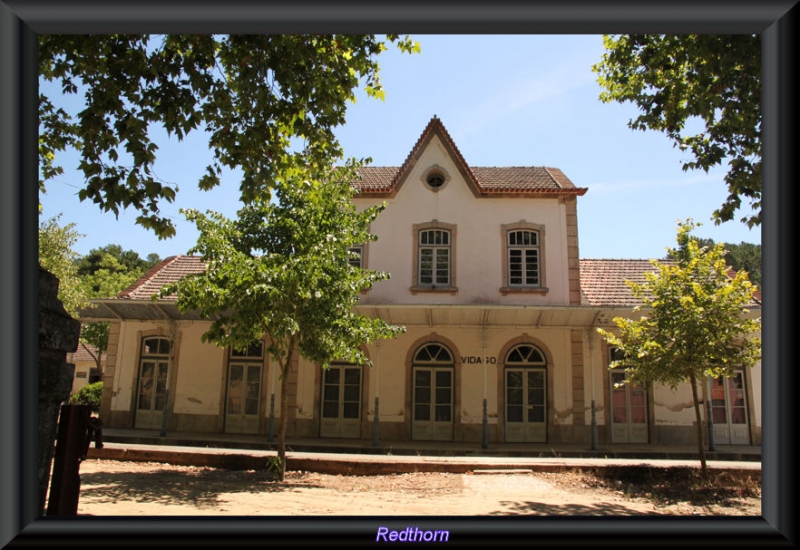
[506,229,541,287]
[412,221,458,293]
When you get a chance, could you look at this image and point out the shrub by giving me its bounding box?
[69,381,103,413]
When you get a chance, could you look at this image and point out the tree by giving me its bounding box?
[35,32,416,517]
[77,249,152,375]
[38,214,89,317]
[39,34,419,239]
[76,244,161,279]
[597,219,761,478]
[695,239,761,290]
[158,160,406,480]
[593,35,761,228]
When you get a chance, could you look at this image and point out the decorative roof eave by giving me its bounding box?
[381,115,483,199]
[354,186,589,199]
[77,299,207,322]
[78,299,759,331]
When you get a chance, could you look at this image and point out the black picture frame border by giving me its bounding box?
[1,1,795,546]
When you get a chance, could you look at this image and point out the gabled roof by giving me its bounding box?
[116,255,206,302]
[580,258,762,308]
[352,116,588,198]
[109,255,760,309]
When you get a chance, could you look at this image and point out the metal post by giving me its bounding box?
[591,399,598,450]
[373,397,380,447]
[482,398,488,449]
[706,399,716,451]
[268,393,275,443]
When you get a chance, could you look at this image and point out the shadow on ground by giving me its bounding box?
[490,500,661,516]
[78,469,322,510]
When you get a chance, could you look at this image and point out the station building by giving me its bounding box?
[83,116,761,448]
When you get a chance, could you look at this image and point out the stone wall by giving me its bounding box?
[38,267,81,515]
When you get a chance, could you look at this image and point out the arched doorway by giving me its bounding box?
[504,343,547,442]
[411,343,455,441]
[224,342,265,435]
[134,336,171,430]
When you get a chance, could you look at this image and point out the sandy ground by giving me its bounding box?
[74,459,761,517]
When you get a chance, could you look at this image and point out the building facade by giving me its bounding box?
[68,343,104,396]
[83,116,762,448]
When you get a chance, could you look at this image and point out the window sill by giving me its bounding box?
[499,286,549,296]
[410,286,459,295]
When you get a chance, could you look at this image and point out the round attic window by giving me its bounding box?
[422,165,450,191]
[427,173,445,188]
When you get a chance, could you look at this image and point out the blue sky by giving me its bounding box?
[38,34,762,262]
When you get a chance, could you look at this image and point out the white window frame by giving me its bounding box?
[419,229,450,286]
[500,221,547,294]
[411,221,457,293]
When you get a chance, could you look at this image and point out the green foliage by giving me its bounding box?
[599,219,761,388]
[74,244,159,364]
[160,158,405,363]
[76,244,161,279]
[265,456,282,476]
[69,381,103,413]
[159,159,405,481]
[38,214,90,316]
[695,238,761,290]
[598,219,761,476]
[39,34,419,239]
[79,325,110,369]
[594,35,761,228]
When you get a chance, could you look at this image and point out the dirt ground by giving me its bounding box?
[74,459,761,517]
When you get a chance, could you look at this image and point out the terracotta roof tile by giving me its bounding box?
[352,116,586,197]
[353,165,582,195]
[117,255,206,301]
[112,256,761,311]
[579,258,761,308]
[579,259,661,307]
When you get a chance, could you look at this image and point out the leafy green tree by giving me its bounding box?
[695,239,761,290]
[35,32,416,516]
[39,34,419,239]
[597,219,761,478]
[76,244,161,279]
[77,250,147,375]
[78,323,110,374]
[69,381,103,414]
[593,35,761,228]
[159,160,406,480]
[38,214,89,316]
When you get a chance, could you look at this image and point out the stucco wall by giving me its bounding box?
[355,135,570,307]
[171,322,226,416]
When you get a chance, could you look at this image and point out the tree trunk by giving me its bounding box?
[689,375,708,479]
[276,340,295,482]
